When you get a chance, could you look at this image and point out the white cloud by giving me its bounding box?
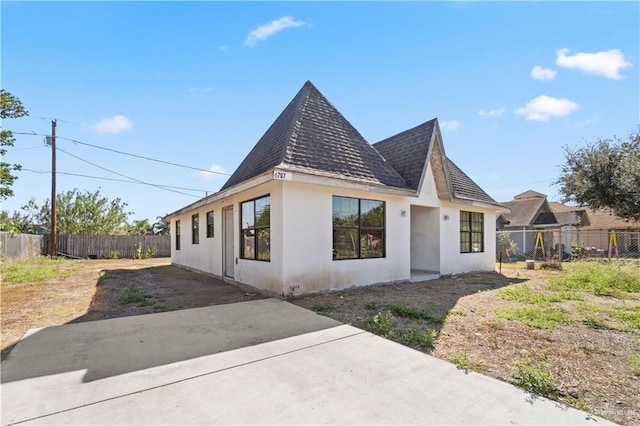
[556,48,632,80]
[530,66,557,81]
[198,163,229,180]
[188,87,213,93]
[515,95,579,121]
[478,107,505,118]
[439,120,460,132]
[92,115,133,134]
[218,45,229,51]
[244,16,307,47]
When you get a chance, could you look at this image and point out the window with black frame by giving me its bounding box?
[332,196,385,260]
[192,214,199,244]
[460,211,484,253]
[206,211,214,238]
[240,195,270,261]
[175,220,181,250]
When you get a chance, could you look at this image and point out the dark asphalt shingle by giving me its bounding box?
[221,81,406,190]
[446,158,499,205]
[500,198,548,227]
[372,119,436,191]
[221,81,501,208]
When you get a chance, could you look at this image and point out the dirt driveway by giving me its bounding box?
[1,258,263,360]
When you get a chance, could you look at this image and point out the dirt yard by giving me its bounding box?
[1,258,263,360]
[1,258,638,424]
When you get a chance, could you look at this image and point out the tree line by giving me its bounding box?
[1,188,169,236]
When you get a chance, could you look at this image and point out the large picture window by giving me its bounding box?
[241,195,270,261]
[192,214,199,244]
[206,211,214,238]
[460,211,484,253]
[333,196,385,260]
[175,220,181,251]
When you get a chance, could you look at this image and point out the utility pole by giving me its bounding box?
[50,120,57,257]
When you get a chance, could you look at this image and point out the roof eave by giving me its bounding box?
[163,166,417,221]
[163,171,274,220]
[277,164,416,197]
[451,196,510,212]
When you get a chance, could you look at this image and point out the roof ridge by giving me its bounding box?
[281,82,312,165]
[221,81,408,191]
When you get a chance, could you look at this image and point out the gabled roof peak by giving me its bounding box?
[514,190,547,200]
[221,81,406,190]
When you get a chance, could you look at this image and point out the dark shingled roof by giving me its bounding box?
[372,119,436,191]
[500,197,548,227]
[446,158,499,205]
[534,211,589,227]
[550,202,639,230]
[221,81,406,190]
[219,81,502,208]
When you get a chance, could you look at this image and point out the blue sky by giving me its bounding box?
[2,1,638,223]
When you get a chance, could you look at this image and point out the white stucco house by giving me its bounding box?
[164,81,507,296]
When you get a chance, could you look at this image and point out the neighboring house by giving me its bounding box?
[165,81,506,296]
[548,202,640,255]
[497,190,590,257]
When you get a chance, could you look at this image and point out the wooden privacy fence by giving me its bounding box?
[43,234,171,259]
[0,232,44,259]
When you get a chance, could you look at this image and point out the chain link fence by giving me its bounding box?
[497,228,640,262]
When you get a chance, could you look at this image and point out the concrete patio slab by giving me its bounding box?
[1,299,611,425]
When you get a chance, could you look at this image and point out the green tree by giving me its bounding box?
[152,216,170,235]
[556,127,640,221]
[0,198,40,233]
[497,231,519,259]
[1,90,29,199]
[39,188,132,234]
[126,218,153,235]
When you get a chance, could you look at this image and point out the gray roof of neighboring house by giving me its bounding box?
[500,192,592,228]
[221,81,406,191]
[500,197,548,227]
[514,190,547,200]
[219,81,501,208]
[533,210,589,227]
[549,202,639,230]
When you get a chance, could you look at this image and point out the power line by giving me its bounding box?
[22,168,210,194]
[64,136,231,176]
[57,147,200,198]
[7,146,46,151]
[9,131,232,176]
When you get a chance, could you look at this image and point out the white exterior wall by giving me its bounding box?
[438,202,497,275]
[170,162,499,295]
[171,205,223,277]
[410,163,497,275]
[281,181,411,294]
[171,181,285,295]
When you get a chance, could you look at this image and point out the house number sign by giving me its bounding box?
[273,170,292,181]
